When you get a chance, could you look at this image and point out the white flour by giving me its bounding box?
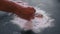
[11,7,54,33]
[9,0,54,33]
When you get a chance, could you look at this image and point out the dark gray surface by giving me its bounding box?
[0,0,60,34]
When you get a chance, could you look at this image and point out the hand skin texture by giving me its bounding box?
[0,0,36,20]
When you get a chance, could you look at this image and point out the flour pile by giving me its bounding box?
[9,0,54,33]
[11,7,54,33]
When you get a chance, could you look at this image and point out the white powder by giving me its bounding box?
[11,7,54,33]
[9,0,54,33]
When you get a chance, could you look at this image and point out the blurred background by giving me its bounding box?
[0,0,60,34]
